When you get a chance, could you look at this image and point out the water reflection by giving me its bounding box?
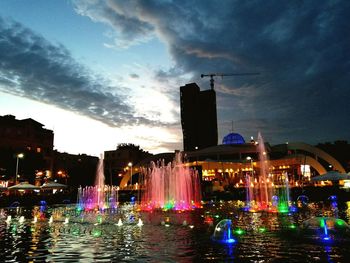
[0,202,350,262]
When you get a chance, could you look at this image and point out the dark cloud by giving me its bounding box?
[75,0,350,145]
[0,17,165,127]
[129,73,139,79]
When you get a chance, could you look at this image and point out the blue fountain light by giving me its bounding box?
[39,200,47,212]
[289,205,298,213]
[297,195,309,205]
[320,217,332,242]
[301,217,350,243]
[329,195,337,201]
[323,218,328,235]
[212,219,237,244]
[242,206,250,212]
[130,196,136,205]
[220,226,236,244]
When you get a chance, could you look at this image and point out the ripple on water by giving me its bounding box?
[1,203,350,262]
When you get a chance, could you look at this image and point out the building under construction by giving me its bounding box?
[180,83,218,151]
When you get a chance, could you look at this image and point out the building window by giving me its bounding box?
[37,147,41,153]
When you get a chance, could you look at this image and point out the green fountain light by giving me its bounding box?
[278,202,289,213]
[234,228,245,235]
[289,224,297,229]
[259,227,267,233]
[92,228,102,237]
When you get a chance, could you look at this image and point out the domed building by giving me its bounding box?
[222,132,246,145]
[182,132,346,188]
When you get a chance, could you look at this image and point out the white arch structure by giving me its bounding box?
[283,142,345,174]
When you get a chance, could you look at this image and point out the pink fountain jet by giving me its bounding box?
[140,153,202,211]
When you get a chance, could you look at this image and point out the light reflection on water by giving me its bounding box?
[0,202,350,262]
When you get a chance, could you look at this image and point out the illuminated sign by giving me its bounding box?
[301,165,311,178]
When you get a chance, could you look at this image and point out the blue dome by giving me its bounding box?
[222,133,245,145]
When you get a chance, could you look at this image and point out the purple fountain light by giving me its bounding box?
[76,155,118,211]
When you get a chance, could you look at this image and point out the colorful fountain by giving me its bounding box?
[275,171,292,213]
[245,133,273,211]
[3,145,350,262]
[76,155,118,211]
[212,219,236,244]
[245,133,292,212]
[301,217,350,242]
[256,132,272,209]
[140,153,202,211]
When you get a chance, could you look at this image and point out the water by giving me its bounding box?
[1,201,350,262]
[2,151,348,262]
[246,133,292,213]
[256,132,271,208]
[76,185,118,211]
[141,153,202,211]
[76,156,119,211]
[76,153,202,212]
[94,155,105,209]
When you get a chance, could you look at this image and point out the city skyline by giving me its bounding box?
[0,1,349,156]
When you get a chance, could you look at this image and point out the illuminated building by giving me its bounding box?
[184,133,346,187]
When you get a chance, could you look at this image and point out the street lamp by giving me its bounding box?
[128,162,133,188]
[246,156,254,174]
[15,153,24,185]
[195,146,198,166]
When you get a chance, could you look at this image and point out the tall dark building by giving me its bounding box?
[180,83,218,151]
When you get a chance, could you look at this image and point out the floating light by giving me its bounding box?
[116,218,123,226]
[5,215,11,224]
[137,218,143,226]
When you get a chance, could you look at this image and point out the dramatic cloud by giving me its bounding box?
[74,0,154,48]
[0,17,165,127]
[75,0,350,144]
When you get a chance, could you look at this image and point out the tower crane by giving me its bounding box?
[201,72,260,90]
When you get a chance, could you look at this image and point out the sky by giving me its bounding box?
[0,0,349,156]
